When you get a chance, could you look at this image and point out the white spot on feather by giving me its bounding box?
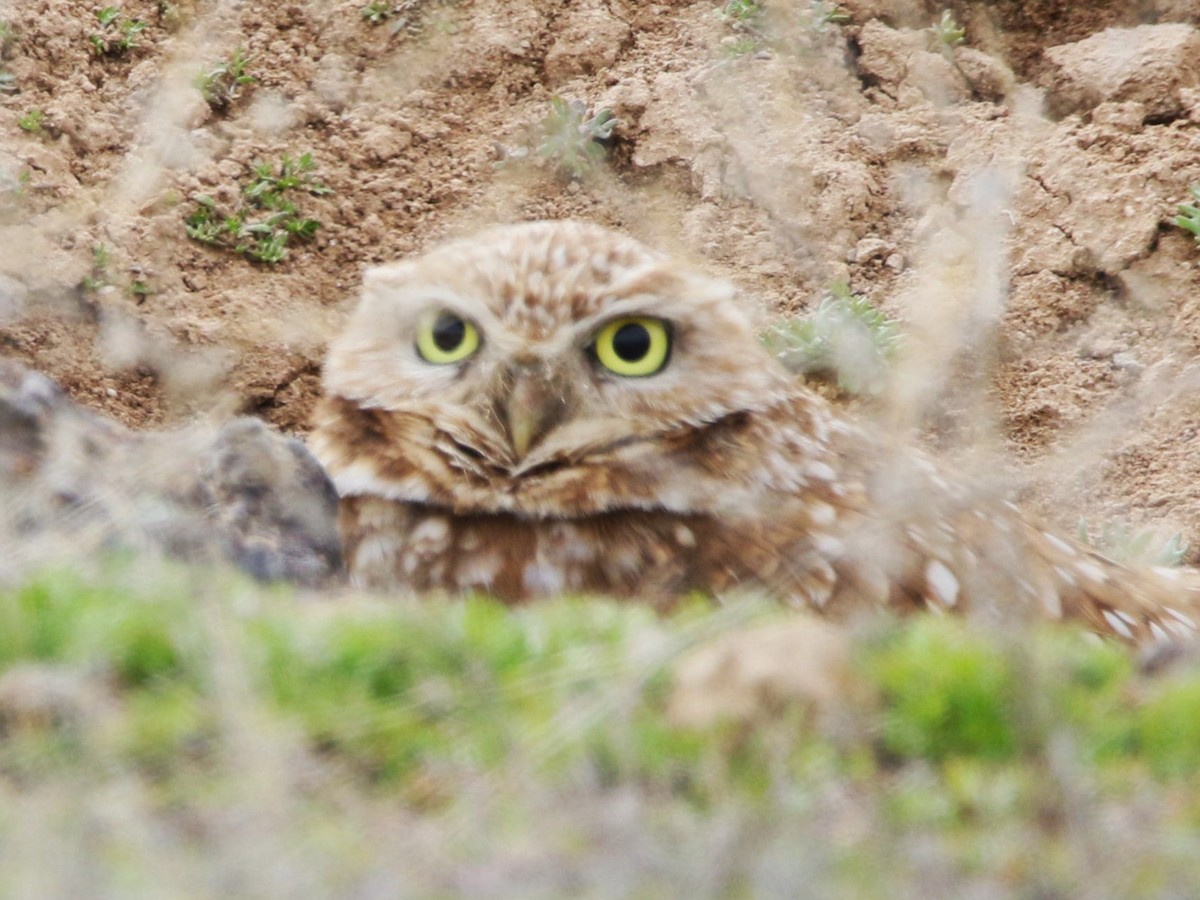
[1038,583,1062,619]
[812,534,843,558]
[809,501,837,527]
[411,517,449,547]
[458,553,501,590]
[1165,607,1197,630]
[1166,620,1193,639]
[925,560,959,608]
[1053,566,1077,588]
[804,461,837,482]
[354,535,398,572]
[1102,609,1135,640]
[1043,532,1077,557]
[674,524,697,548]
[523,562,565,596]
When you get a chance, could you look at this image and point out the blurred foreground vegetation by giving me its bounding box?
[2,560,1200,897]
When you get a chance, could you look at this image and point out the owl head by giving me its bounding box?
[312,221,799,518]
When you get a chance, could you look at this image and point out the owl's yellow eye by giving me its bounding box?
[592,317,671,377]
[416,311,480,364]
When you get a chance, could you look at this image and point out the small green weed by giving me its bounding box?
[806,0,850,32]
[760,282,901,395]
[717,0,765,53]
[0,20,14,61]
[534,96,618,179]
[929,9,965,56]
[79,244,112,293]
[1077,520,1189,568]
[719,0,764,25]
[1137,679,1200,780]
[90,7,148,56]
[1173,186,1200,245]
[0,167,29,210]
[361,0,440,36]
[17,108,43,134]
[156,2,182,29]
[196,47,254,110]
[722,36,760,57]
[867,619,1019,762]
[184,153,332,264]
[718,2,848,60]
[361,1,394,23]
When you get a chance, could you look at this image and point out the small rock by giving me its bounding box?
[1080,338,1119,360]
[954,47,1015,102]
[361,125,413,163]
[1091,101,1148,132]
[1112,351,1143,374]
[853,236,893,264]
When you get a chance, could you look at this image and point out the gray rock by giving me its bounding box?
[0,358,342,585]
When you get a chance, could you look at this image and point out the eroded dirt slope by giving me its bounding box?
[2,0,1200,545]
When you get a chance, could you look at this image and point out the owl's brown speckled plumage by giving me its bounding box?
[311,220,1200,643]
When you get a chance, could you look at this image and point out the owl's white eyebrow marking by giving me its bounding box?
[568,296,672,343]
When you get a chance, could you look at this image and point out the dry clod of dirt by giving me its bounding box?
[1040,24,1200,120]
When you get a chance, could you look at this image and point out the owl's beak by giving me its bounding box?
[504,368,566,461]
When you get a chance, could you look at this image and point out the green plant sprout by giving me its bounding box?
[1077,520,1189,568]
[90,7,148,56]
[807,1,849,32]
[717,0,766,53]
[361,2,393,23]
[196,48,254,110]
[0,20,14,58]
[361,0,444,37]
[719,0,763,25]
[534,96,617,179]
[929,9,965,56]
[1173,186,1200,245]
[0,167,29,209]
[718,0,847,57]
[722,36,760,57]
[80,244,112,292]
[185,153,332,265]
[17,108,43,133]
[760,282,901,395]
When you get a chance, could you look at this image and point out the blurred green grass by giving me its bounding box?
[4,560,1200,896]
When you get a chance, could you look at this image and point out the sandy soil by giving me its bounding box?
[2,0,1200,550]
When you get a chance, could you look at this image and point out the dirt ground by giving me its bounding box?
[2,0,1200,550]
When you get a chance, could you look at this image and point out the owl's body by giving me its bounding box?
[312,221,1200,643]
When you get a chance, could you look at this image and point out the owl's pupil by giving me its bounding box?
[611,322,651,362]
[432,314,466,351]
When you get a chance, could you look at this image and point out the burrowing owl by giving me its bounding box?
[311,220,1200,643]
